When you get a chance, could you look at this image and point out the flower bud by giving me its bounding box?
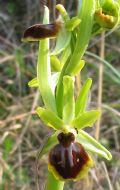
[48,132,93,181]
[95,0,120,29]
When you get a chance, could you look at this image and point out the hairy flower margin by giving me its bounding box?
[22,0,120,185]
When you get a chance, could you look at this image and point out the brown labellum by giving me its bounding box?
[49,132,93,181]
[22,20,62,42]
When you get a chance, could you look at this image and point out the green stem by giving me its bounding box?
[66,0,95,75]
[45,171,64,190]
[56,0,95,117]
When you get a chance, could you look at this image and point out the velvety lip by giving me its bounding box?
[23,21,62,40]
[49,133,90,179]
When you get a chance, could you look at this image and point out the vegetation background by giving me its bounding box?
[0,0,120,190]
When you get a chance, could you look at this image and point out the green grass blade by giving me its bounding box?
[86,51,120,81]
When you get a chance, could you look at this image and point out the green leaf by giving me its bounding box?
[71,60,85,76]
[37,133,58,159]
[63,76,75,124]
[51,26,71,55]
[76,130,112,160]
[72,110,100,129]
[36,107,64,130]
[28,78,38,88]
[65,17,81,31]
[75,78,92,116]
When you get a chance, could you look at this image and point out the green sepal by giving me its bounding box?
[72,110,101,130]
[36,107,64,130]
[28,72,60,91]
[51,26,71,55]
[63,75,75,124]
[51,72,60,93]
[50,56,61,72]
[63,76,75,124]
[37,133,58,159]
[75,78,92,116]
[60,46,71,68]
[51,5,71,56]
[65,17,81,31]
[28,78,38,88]
[76,130,112,160]
[71,60,85,76]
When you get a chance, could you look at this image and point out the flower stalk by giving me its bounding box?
[45,171,64,190]
[22,0,120,190]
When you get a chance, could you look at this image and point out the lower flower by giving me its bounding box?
[48,132,93,181]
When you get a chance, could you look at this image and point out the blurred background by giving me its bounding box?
[0,0,120,190]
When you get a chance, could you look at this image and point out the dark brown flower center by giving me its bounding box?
[57,132,75,147]
[49,133,91,180]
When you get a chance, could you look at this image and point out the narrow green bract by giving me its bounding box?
[75,78,92,116]
[37,7,57,113]
[63,76,75,124]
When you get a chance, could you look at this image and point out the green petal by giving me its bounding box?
[71,60,85,76]
[76,130,112,160]
[56,4,69,22]
[51,5,71,55]
[50,56,61,72]
[75,78,92,116]
[37,133,58,159]
[36,107,64,130]
[28,78,38,88]
[65,17,81,31]
[72,110,100,130]
[63,76,75,124]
